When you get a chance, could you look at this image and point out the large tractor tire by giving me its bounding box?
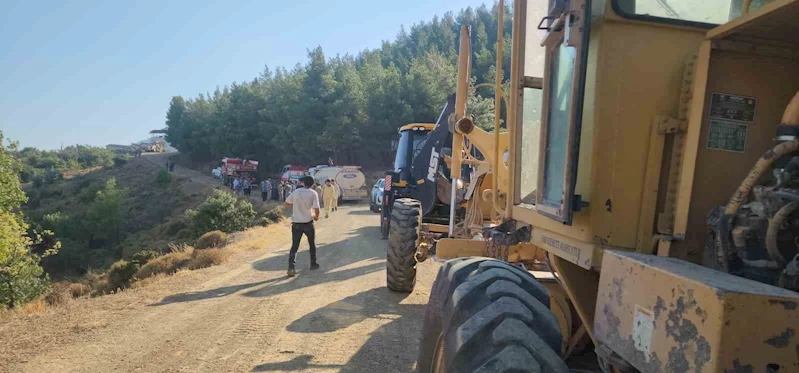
[417,258,568,373]
[386,198,420,292]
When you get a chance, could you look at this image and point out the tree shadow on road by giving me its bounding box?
[254,287,424,372]
[152,225,386,306]
[252,355,343,372]
[346,209,378,216]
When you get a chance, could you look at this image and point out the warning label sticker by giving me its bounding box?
[709,92,757,123]
[707,120,748,153]
[633,305,654,360]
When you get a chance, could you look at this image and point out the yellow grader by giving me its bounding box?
[385,0,799,371]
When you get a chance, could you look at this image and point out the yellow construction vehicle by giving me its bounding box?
[398,0,799,372]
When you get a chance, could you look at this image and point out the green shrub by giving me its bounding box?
[176,228,194,240]
[185,190,255,234]
[0,212,51,309]
[256,216,271,226]
[43,169,61,184]
[77,182,103,203]
[261,208,284,224]
[130,250,159,266]
[73,177,93,192]
[113,156,128,167]
[164,219,187,236]
[107,260,138,290]
[155,169,172,189]
[195,230,227,250]
[31,175,44,188]
[25,189,41,208]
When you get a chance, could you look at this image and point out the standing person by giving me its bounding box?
[261,179,270,202]
[322,179,337,218]
[331,180,342,212]
[243,178,251,196]
[284,176,320,277]
[314,182,323,207]
[278,181,284,202]
[233,177,241,195]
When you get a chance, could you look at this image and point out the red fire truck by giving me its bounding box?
[280,164,309,183]
[221,158,258,186]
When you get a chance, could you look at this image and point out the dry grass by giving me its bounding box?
[194,230,228,250]
[22,299,48,314]
[129,273,170,289]
[68,283,91,298]
[187,248,233,270]
[135,247,194,280]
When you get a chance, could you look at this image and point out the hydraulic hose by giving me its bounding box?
[718,140,799,271]
[765,200,799,266]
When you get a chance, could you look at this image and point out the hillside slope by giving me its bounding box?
[24,153,280,274]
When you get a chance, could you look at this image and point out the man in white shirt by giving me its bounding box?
[284,176,321,277]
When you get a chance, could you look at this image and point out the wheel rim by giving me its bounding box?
[431,333,445,373]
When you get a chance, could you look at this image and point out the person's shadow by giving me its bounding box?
[252,287,424,372]
[152,226,385,306]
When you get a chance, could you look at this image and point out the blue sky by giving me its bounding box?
[0,0,489,150]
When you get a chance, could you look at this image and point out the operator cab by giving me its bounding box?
[393,123,433,181]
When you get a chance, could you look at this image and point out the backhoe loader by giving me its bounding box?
[387,0,799,371]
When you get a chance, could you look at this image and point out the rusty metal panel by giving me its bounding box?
[595,250,799,372]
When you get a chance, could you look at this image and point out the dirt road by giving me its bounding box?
[2,204,440,372]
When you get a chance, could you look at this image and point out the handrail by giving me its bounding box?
[492,0,507,218]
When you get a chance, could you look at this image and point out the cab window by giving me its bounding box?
[612,0,773,26]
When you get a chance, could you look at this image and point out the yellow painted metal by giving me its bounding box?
[460,125,510,215]
[595,250,799,372]
[710,0,799,42]
[451,25,470,181]
[659,41,711,259]
[399,123,435,132]
[550,254,600,346]
[536,272,574,357]
[491,0,505,218]
[424,223,449,234]
[506,0,524,212]
[667,34,799,261]
[743,0,753,14]
[434,0,799,369]
[434,238,545,263]
[508,0,710,254]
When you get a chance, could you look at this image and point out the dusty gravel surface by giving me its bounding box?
[1,204,440,373]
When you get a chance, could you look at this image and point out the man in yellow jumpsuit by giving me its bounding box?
[331,180,341,211]
[322,179,338,218]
